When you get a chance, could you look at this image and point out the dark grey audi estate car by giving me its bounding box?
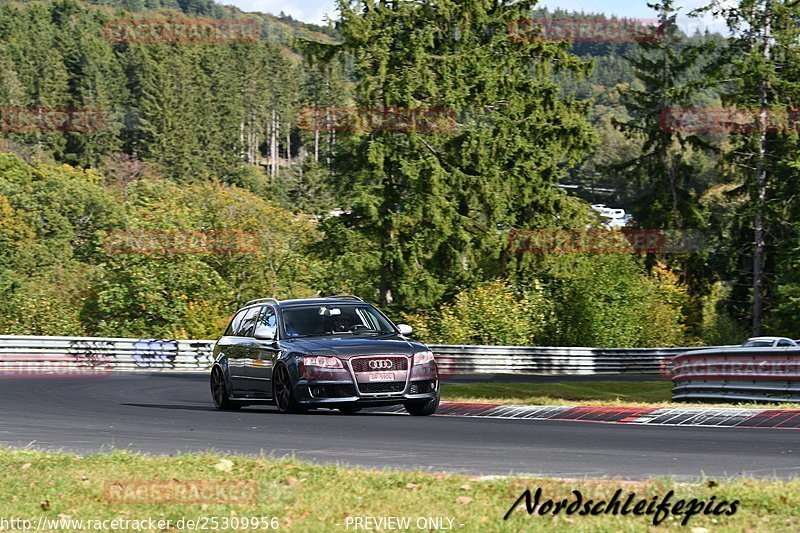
[210,296,440,415]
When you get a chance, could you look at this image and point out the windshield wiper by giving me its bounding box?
[351,329,393,335]
[286,329,393,338]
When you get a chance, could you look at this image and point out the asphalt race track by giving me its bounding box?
[1,373,798,480]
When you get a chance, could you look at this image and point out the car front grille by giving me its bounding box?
[309,384,356,398]
[409,380,437,394]
[358,381,406,394]
[350,356,409,373]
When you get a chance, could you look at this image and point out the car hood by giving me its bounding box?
[281,335,422,358]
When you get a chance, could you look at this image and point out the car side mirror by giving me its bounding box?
[397,324,413,336]
[254,329,275,341]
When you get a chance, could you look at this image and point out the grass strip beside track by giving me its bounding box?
[440,381,800,409]
[0,450,797,532]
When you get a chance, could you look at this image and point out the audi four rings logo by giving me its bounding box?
[369,359,393,370]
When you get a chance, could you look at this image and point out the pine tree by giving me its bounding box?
[700,0,800,334]
[329,0,595,309]
[615,0,715,231]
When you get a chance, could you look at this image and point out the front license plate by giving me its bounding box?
[368,372,395,382]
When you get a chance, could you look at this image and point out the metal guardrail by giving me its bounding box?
[430,344,690,376]
[4,335,797,403]
[671,347,800,403]
[0,334,699,376]
[0,335,215,374]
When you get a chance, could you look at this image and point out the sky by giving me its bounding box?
[220,0,729,34]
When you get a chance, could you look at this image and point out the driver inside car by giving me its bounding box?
[331,313,351,332]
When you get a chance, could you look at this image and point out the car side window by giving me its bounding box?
[224,309,247,336]
[778,339,793,347]
[254,306,277,339]
[235,306,261,337]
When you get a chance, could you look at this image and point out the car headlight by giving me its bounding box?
[302,356,343,369]
[413,351,435,365]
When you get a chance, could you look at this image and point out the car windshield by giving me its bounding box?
[281,304,396,338]
[742,340,774,347]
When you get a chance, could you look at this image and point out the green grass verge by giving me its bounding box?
[0,449,798,532]
[440,381,800,409]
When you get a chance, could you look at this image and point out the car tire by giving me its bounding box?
[273,364,306,414]
[211,366,242,410]
[404,391,440,416]
[338,406,362,415]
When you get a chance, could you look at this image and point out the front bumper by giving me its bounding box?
[294,356,439,407]
[294,378,439,407]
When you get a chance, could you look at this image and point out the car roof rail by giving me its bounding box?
[243,297,280,308]
[324,294,364,302]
